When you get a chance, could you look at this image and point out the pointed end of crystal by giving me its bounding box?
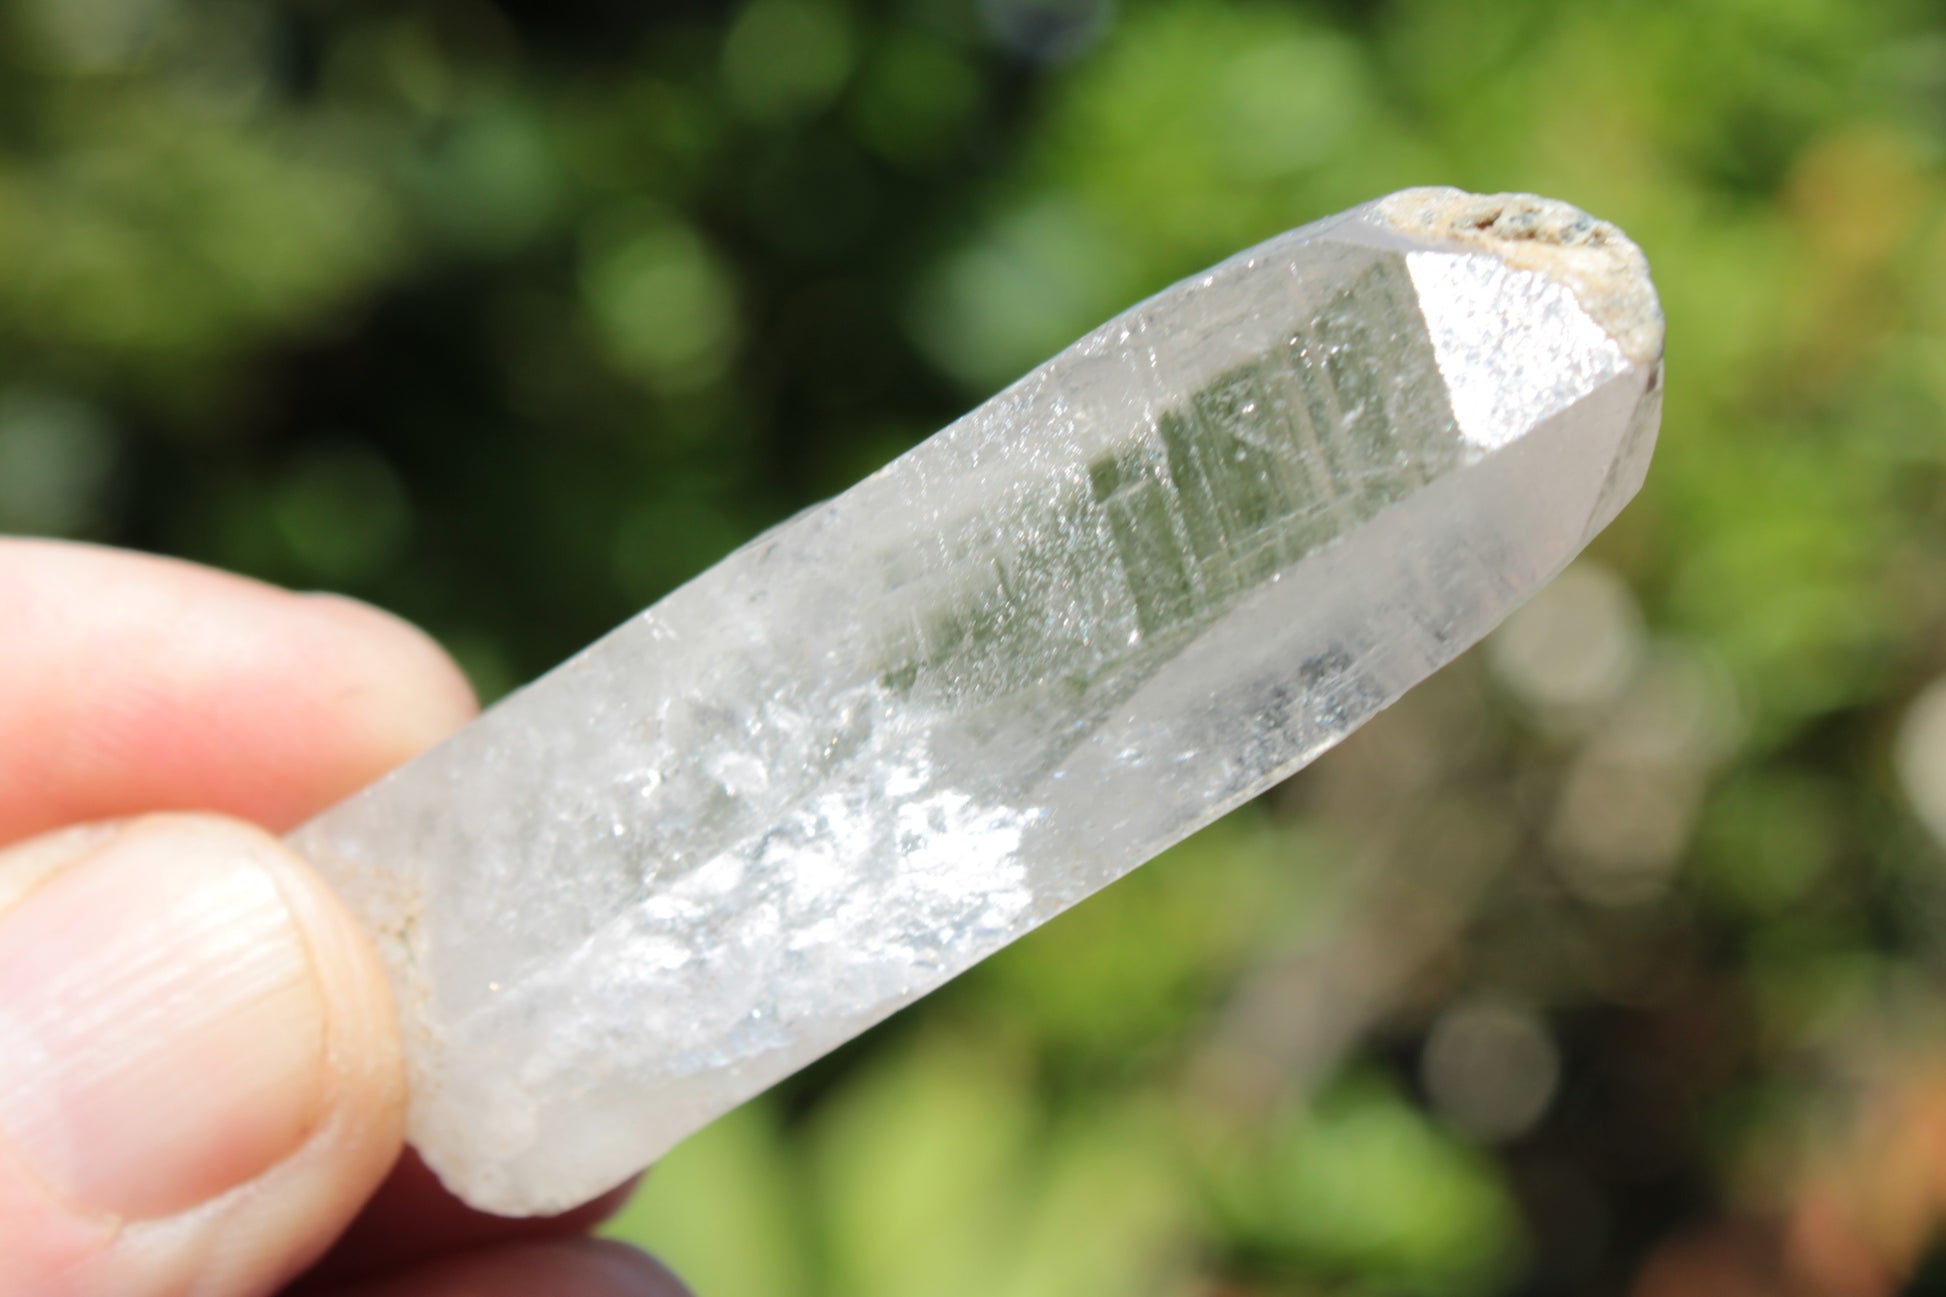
[1375,188,1665,368]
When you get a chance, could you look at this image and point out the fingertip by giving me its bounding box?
[298,593,480,762]
[0,541,482,839]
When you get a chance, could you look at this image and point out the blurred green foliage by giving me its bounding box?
[10,0,1946,1292]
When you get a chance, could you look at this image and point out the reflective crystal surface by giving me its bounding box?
[292,188,1666,1215]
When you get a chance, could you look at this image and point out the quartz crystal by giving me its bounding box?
[291,188,1666,1215]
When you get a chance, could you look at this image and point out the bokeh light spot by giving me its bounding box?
[581,212,741,393]
[1489,561,1645,722]
[723,0,855,123]
[1897,676,1946,852]
[979,0,1114,63]
[1421,999,1561,1143]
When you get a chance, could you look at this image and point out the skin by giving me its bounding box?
[0,538,689,1297]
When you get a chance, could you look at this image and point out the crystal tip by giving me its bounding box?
[1375,188,1665,368]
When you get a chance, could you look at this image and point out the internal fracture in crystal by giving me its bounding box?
[291,187,1667,1215]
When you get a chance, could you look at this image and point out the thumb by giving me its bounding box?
[0,813,405,1297]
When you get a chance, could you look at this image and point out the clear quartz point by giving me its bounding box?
[291,187,1666,1215]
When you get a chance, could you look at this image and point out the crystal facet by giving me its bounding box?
[291,188,1666,1215]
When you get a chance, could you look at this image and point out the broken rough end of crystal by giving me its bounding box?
[1377,187,1665,366]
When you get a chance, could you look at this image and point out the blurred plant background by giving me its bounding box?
[8,0,1946,1292]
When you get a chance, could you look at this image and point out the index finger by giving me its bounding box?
[0,539,648,1277]
[0,540,629,1266]
[0,537,477,845]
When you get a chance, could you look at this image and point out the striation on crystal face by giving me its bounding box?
[290,187,1666,1215]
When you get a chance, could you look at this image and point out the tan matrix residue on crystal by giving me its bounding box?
[1377,188,1665,367]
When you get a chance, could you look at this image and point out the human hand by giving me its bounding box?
[0,539,687,1296]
